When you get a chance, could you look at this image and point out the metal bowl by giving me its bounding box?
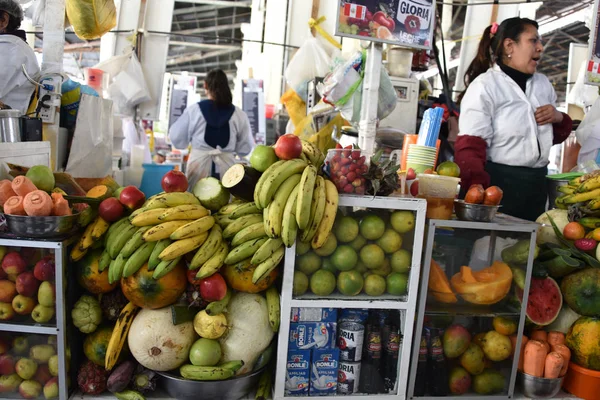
[157,367,265,400]
[518,371,564,399]
[1,213,82,239]
[454,200,501,222]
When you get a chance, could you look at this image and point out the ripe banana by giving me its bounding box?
[254,160,286,208]
[218,201,246,215]
[265,286,280,332]
[108,222,138,258]
[296,165,317,230]
[563,188,600,204]
[189,225,223,269]
[143,221,189,242]
[196,241,228,279]
[70,245,87,262]
[153,256,182,279]
[179,364,235,381]
[123,241,156,278]
[589,199,600,210]
[104,217,129,247]
[578,175,600,192]
[265,174,302,238]
[159,231,209,261]
[231,222,267,247]
[229,202,261,219]
[300,175,327,243]
[98,249,112,272]
[205,288,231,316]
[557,185,576,195]
[281,185,300,247]
[105,302,139,370]
[78,221,96,251]
[251,238,284,266]
[224,237,268,265]
[222,214,263,239]
[311,179,339,249]
[300,139,322,166]
[144,192,200,210]
[262,205,270,237]
[91,217,110,241]
[120,226,151,258]
[258,159,308,208]
[148,239,171,271]
[109,253,128,284]
[158,204,209,222]
[170,216,215,240]
[130,208,166,227]
[252,245,285,284]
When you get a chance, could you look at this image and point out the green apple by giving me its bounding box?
[43,377,58,399]
[12,337,29,355]
[48,355,58,377]
[19,379,42,399]
[30,345,55,364]
[0,373,23,392]
[12,294,36,315]
[15,358,38,380]
[31,304,54,324]
[37,282,55,307]
[249,145,278,172]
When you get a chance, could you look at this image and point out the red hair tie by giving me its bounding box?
[490,22,499,36]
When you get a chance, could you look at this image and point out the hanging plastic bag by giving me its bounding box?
[567,61,599,110]
[65,0,117,40]
[285,35,332,95]
[101,52,151,116]
[576,98,600,164]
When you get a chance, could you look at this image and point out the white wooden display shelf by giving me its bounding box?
[0,321,59,335]
[274,195,428,400]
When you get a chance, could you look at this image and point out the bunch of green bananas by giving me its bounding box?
[179,360,244,381]
[557,171,600,210]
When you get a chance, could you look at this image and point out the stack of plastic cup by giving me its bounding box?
[406,144,437,173]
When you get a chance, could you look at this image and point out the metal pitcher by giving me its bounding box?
[0,109,22,143]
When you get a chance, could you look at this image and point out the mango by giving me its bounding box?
[443,324,471,358]
[460,343,486,375]
[449,367,471,395]
[472,369,505,395]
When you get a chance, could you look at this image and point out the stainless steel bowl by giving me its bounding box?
[546,178,570,210]
[518,371,564,398]
[2,213,82,239]
[454,200,501,222]
[157,367,265,400]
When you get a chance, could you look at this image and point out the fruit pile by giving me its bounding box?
[555,170,600,212]
[0,249,56,326]
[0,333,64,399]
[327,147,368,194]
[293,210,414,298]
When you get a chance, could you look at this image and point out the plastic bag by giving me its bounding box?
[281,89,307,127]
[285,36,331,95]
[567,61,599,110]
[65,0,117,40]
[102,52,151,116]
[576,97,600,164]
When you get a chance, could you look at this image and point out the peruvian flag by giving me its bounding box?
[343,3,367,19]
[588,60,600,73]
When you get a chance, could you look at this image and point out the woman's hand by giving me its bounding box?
[535,104,563,125]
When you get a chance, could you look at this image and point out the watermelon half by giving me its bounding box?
[516,277,562,326]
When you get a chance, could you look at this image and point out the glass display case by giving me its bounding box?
[406,216,539,400]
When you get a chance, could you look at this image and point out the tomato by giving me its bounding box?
[464,184,485,204]
[373,11,395,32]
[199,273,227,302]
[483,186,504,206]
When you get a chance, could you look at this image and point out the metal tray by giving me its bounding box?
[1,213,82,239]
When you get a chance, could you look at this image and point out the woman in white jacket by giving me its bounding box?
[455,17,572,221]
[169,69,254,189]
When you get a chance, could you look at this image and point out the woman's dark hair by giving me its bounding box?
[205,69,232,107]
[1,10,21,32]
[462,17,538,93]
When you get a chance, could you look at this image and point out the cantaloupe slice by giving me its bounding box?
[460,265,478,283]
[428,260,458,303]
[451,261,513,305]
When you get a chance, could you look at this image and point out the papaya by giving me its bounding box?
[121,263,187,309]
[561,268,600,317]
[428,260,458,303]
[450,262,513,305]
[566,316,600,371]
[87,185,113,200]
[77,249,118,294]
[83,325,114,366]
[222,259,278,293]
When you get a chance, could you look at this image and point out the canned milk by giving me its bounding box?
[337,361,361,394]
[338,321,365,361]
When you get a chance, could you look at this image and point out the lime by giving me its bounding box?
[371,258,392,276]
[314,234,337,257]
[331,245,358,271]
[321,258,338,274]
[296,241,311,256]
[387,272,409,295]
[250,145,278,172]
[355,260,368,274]
[337,270,364,296]
[310,270,336,296]
[436,160,461,177]
[359,244,385,270]
[390,211,415,234]
[349,235,367,251]
[297,252,321,275]
[360,215,386,240]
[390,249,411,273]
[333,216,359,243]
[364,274,386,296]
[189,338,222,366]
[293,271,309,296]
[376,229,403,253]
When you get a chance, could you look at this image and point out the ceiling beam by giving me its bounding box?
[169,40,240,50]
[174,22,243,35]
[175,0,251,7]
[166,57,238,71]
[167,48,239,65]
[173,7,217,16]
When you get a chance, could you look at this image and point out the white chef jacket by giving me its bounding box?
[0,35,40,114]
[458,64,556,168]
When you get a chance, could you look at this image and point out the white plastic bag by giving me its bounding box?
[576,97,600,164]
[567,61,599,110]
[285,36,332,93]
[65,95,114,177]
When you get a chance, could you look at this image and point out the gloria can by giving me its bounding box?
[338,321,365,362]
[337,361,361,394]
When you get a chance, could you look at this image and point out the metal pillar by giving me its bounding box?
[358,42,382,158]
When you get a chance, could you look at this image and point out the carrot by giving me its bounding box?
[3,196,25,215]
[524,340,548,377]
[50,193,72,216]
[518,335,529,372]
[547,331,565,347]
[551,344,571,377]
[0,180,17,207]
[23,190,53,217]
[539,340,550,354]
[530,330,547,342]
[11,176,37,197]
[544,352,564,379]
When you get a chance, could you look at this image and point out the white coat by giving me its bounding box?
[458,64,557,168]
[0,35,40,114]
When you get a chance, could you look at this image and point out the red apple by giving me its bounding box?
[2,252,26,276]
[274,134,302,160]
[410,180,419,197]
[12,295,36,315]
[406,168,416,181]
[0,354,15,375]
[33,256,55,282]
[98,197,125,222]
[20,248,42,266]
[18,379,42,399]
[0,267,6,280]
[162,170,188,193]
[34,365,51,385]
[187,269,202,287]
[373,11,395,31]
[0,374,22,393]
[0,302,14,321]
[199,273,227,302]
[119,186,146,211]
[0,280,17,303]
[15,272,40,298]
[43,377,58,399]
